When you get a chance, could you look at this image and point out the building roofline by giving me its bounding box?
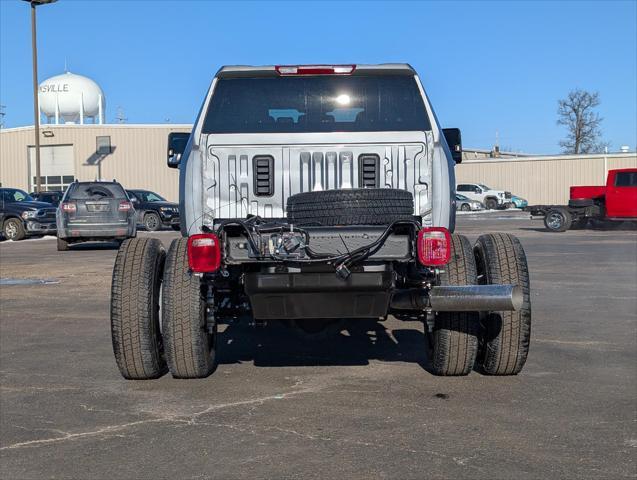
[461,152,636,163]
[463,147,536,157]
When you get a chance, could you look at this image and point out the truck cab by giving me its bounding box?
[570,169,637,220]
[605,169,637,218]
[110,64,531,380]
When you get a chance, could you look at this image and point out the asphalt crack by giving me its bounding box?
[0,386,319,451]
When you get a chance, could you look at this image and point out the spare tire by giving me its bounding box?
[286,188,414,226]
[568,198,594,208]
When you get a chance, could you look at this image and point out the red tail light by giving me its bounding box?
[60,202,76,213]
[187,233,221,273]
[118,201,132,211]
[275,65,356,75]
[417,227,451,266]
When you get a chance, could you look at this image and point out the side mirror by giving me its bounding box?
[167,132,190,168]
[443,128,462,164]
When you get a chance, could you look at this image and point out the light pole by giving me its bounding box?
[23,0,57,193]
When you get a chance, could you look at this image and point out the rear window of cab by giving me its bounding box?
[203,75,431,134]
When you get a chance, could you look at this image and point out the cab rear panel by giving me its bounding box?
[202,134,434,220]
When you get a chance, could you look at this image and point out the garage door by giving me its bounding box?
[28,144,75,192]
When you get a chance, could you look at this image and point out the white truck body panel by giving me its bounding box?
[179,64,456,235]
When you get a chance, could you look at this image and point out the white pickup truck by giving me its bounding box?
[457,183,512,210]
[109,64,531,380]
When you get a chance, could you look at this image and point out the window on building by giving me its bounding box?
[32,175,74,192]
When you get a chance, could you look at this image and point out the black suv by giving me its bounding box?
[56,181,136,251]
[30,191,63,207]
[0,188,57,241]
[126,189,180,231]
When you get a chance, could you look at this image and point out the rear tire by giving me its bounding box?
[56,237,69,251]
[427,234,479,376]
[474,233,531,375]
[162,238,216,378]
[110,238,167,379]
[544,208,572,232]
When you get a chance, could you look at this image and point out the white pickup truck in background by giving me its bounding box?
[457,183,512,210]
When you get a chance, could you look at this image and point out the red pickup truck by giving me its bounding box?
[526,168,637,232]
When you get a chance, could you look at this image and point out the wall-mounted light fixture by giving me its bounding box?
[42,130,54,137]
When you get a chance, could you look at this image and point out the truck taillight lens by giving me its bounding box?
[61,202,76,213]
[187,234,221,273]
[118,201,133,211]
[417,227,451,266]
[275,65,356,75]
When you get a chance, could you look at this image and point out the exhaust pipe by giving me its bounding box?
[391,285,523,312]
[429,285,523,311]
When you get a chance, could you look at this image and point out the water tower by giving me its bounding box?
[39,71,105,124]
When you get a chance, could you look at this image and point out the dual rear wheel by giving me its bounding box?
[428,233,532,376]
[111,237,215,379]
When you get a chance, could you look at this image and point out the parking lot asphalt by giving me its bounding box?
[1,214,636,479]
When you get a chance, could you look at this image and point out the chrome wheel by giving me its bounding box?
[546,212,564,230]
[4,221,18,239]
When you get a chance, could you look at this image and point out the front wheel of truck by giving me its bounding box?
[162,238,216,378]
[474,233,531,375]
[427,234,479,376]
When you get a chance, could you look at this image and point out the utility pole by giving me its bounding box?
[24,0,57,193]
[30,2,42,193]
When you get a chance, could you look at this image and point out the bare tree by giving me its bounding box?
[557,89,608,154]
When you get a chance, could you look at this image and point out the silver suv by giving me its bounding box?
[110,64,531,380]
[56,181,136,251]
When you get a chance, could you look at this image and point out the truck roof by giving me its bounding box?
[216,63,416,78]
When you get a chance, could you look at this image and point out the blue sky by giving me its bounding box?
[1,0,635,153]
